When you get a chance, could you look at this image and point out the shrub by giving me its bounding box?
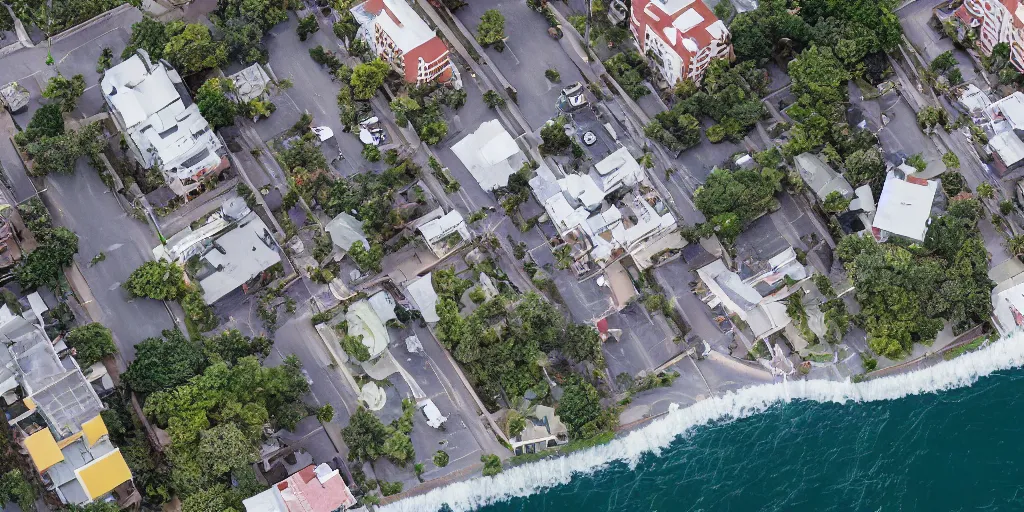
[66,323,117,368]
[545,68,560,82]
[433,450,449,467]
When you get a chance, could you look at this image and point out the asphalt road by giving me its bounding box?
[44,160,174,361]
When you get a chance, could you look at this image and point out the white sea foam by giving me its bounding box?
[382,332,1024,512]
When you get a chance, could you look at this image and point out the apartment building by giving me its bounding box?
[629,0,733,86]
[351,0,459,86]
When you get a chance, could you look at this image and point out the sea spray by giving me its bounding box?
[383,332,1024,512]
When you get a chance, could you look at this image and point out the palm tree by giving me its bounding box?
[638,151,654,171]
[1006,235,1024,257]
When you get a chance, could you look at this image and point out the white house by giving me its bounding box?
[871,172,938,243]
[451,120,525,191]
[101,49,227,197]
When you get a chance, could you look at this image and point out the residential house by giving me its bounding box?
[452,120,526,191]
[196,212,281,304]
[228,63,273,103]
[953,0,1024,71]
[0,306,135,506]
[413,208,469,258]
[350,0,459,86]
[989,130,1024,176]
[793,153,854,204]
[243,463,357,512]
[153,197,250,263]
[990,257,1024,335]
[510,405,568,456]
[101,49,228,198]
[629,0,733,86]
[405,273,439,322]
[325,211,369,258]
[695,247,808,341]
[871,170,939,243]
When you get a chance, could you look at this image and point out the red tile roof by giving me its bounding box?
[631,0,723,60]
[402,36,451,83]
[278,464,357,512]
[905,175,930,186]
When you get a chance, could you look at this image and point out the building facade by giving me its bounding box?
[955,0,1024,71]
[351,0,459,86]
[629,0,733,86]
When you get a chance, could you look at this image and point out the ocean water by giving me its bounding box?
[384,333,1024,512]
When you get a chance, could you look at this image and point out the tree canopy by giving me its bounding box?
[476,10,506,49]
[124,260,187,301]
[66,323,117,368]
[14,226,79,291]
[163,23,228,75]
[350,60,390,100]
[42,73,86,112]
[556,375,603,439]
[196,78,238,129]
[123,329,207,395]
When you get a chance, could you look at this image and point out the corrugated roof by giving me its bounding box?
[81,415,108,448]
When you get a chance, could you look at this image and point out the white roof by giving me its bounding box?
[559,174,605,210]
[592,146,643,190]
[672,7,704,32]
[849,184,876,213]
[746,301,791,340]
[986,91,1024,130]
[872,176,937,242]
[697,259,763,318]
[243,487,287,512]
[368,291,397,324]
[326,212,368,252]
[705,19,727,39]
[406,273,439,323]
[994,280,1024,335]
[960,84,991,114]
[227,63,271,103]
[545,193,591,234]
[102,52,223,181]
[346,300,389,358]
[367,0,435,53]
[199,215,281,303]
[451,120,523,191]
[990,131,1024,166]
[418,210,469,245]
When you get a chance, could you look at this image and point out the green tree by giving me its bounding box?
[180,485,234,512]
[24,122,104,177]
[42,73,86,112]
[163,23,228,75]
[976,182,995,199]
[14,226,79,290]
[350,59,390,100]
[844,147,885,186]
[1007,235,1024,257]
[481,453,502,476]
[297,13,319,41]
[202,329,273,364]
[381,429,415,466]
[433,450,449,467]
[340,334,371,362]
[562,323,603,366]
[15,103,64,146]
[66,322,117,368]
[917,106,947,132]
[540,118,572,155]
[505,410,526,437]
[693,168,781,224]
[942,151,961,171]
[729,0,811,61]
[342,408,391,462]
[930,50,957,73]
[0,469,35,510]
[348,240,383,274]
[125,260,187,300]
[822,190,852,213]
[196,78,238,129]
[122,18,185,61]
[483,90,505,108]
[123,329,207,395]
[333,12,360,42]
[316,404,335,423]
[556,375,602,439]
[389,96,420,127]
[476,10,506,50]
[198,423,258,476]
[787,45,851,123]
[545,68,560,82]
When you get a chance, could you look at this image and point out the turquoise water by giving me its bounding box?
[480,369,1024,511]
[384,337,1024,512]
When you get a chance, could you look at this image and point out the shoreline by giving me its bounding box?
[380,331,997,508]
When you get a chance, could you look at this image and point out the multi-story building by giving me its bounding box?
[101,49,229,198]
[954,0,1024,71]
[0,301,135,506]
[628,0,733,86]
[350,0,460,86]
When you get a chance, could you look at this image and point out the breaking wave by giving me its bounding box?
[382,332,1024,512]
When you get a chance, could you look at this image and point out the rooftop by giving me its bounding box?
[406,273,439,323]
[243,463,357,512]
[989,130,1024,169]
[452,120,525,191]
[101,50,224,182]
[228,63,273,103]
[199,213,281,304]
[346,300,389,358]
[794,153,854,202]
[325,212,369,254]
[872,172,938,242]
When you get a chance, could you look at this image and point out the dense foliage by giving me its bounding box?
[603,51,650,99]
[658,60,769,147]
[435,292,604,406]
[476,9,506,50]
[25,122,104,177]
[836,199,994,359]
[42,73,86,112]
[66,322,117,368]
[211,0,288,64]
[196,78,238,129]
[341,402,416,466]
[692,167,783,241]
[123,329,207,395]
